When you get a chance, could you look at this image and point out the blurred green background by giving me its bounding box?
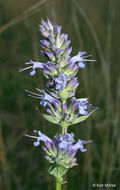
[0,0,120,189]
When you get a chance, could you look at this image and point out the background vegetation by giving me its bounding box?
[0,0,120,189]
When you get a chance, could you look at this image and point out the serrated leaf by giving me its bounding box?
[48,164,68,178]
[72,109,97,124]
[42,114,59,124]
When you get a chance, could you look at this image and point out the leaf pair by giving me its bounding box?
[43,108,97,126]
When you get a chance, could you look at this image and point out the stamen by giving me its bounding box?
[24,134,38,139]
[19,66,32,72]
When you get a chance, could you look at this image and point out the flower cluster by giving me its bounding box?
[25,130,92,169]
[21,19,97,183]
[20,19,96,129]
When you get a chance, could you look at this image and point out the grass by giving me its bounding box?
[0,0,120,189]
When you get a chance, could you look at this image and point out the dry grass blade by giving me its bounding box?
[0,123,11,190]
[0,0,48,34]
[73,0,112,102]
[72,6,84,49]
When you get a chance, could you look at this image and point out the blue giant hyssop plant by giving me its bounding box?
[20,19,97,190]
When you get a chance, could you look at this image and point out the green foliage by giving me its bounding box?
[48,165,68,179]
[42,114,59,124]
[72,108,97,124]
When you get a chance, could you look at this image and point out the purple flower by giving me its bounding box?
[19,60,43,76]
[45,19,54,31]
[71,51,96,68]
[54,72,67,91]
[20,20,96,108]
[45,51,55,61]
[20,19,96,133]
[73,98,90,115]
[40,89,56,107]
[58,133,74,149]
[40,40,50,48]
[25,131,92,168]
[25,89,57,107]
[72,139,86,152]
[21,19,97,182]
[25,130,52,147]
[67,76,79,89]
[54,25,62,34]
[64,47,72,58]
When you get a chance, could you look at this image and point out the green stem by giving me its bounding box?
[62,126,68,135]
[56,178,62,190]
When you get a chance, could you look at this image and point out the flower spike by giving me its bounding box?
[20,19,97,187]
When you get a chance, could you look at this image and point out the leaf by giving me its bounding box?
[42,114,59,124]
[59,89,69,99]
[48,165,68,178]
[72,108,97,125]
